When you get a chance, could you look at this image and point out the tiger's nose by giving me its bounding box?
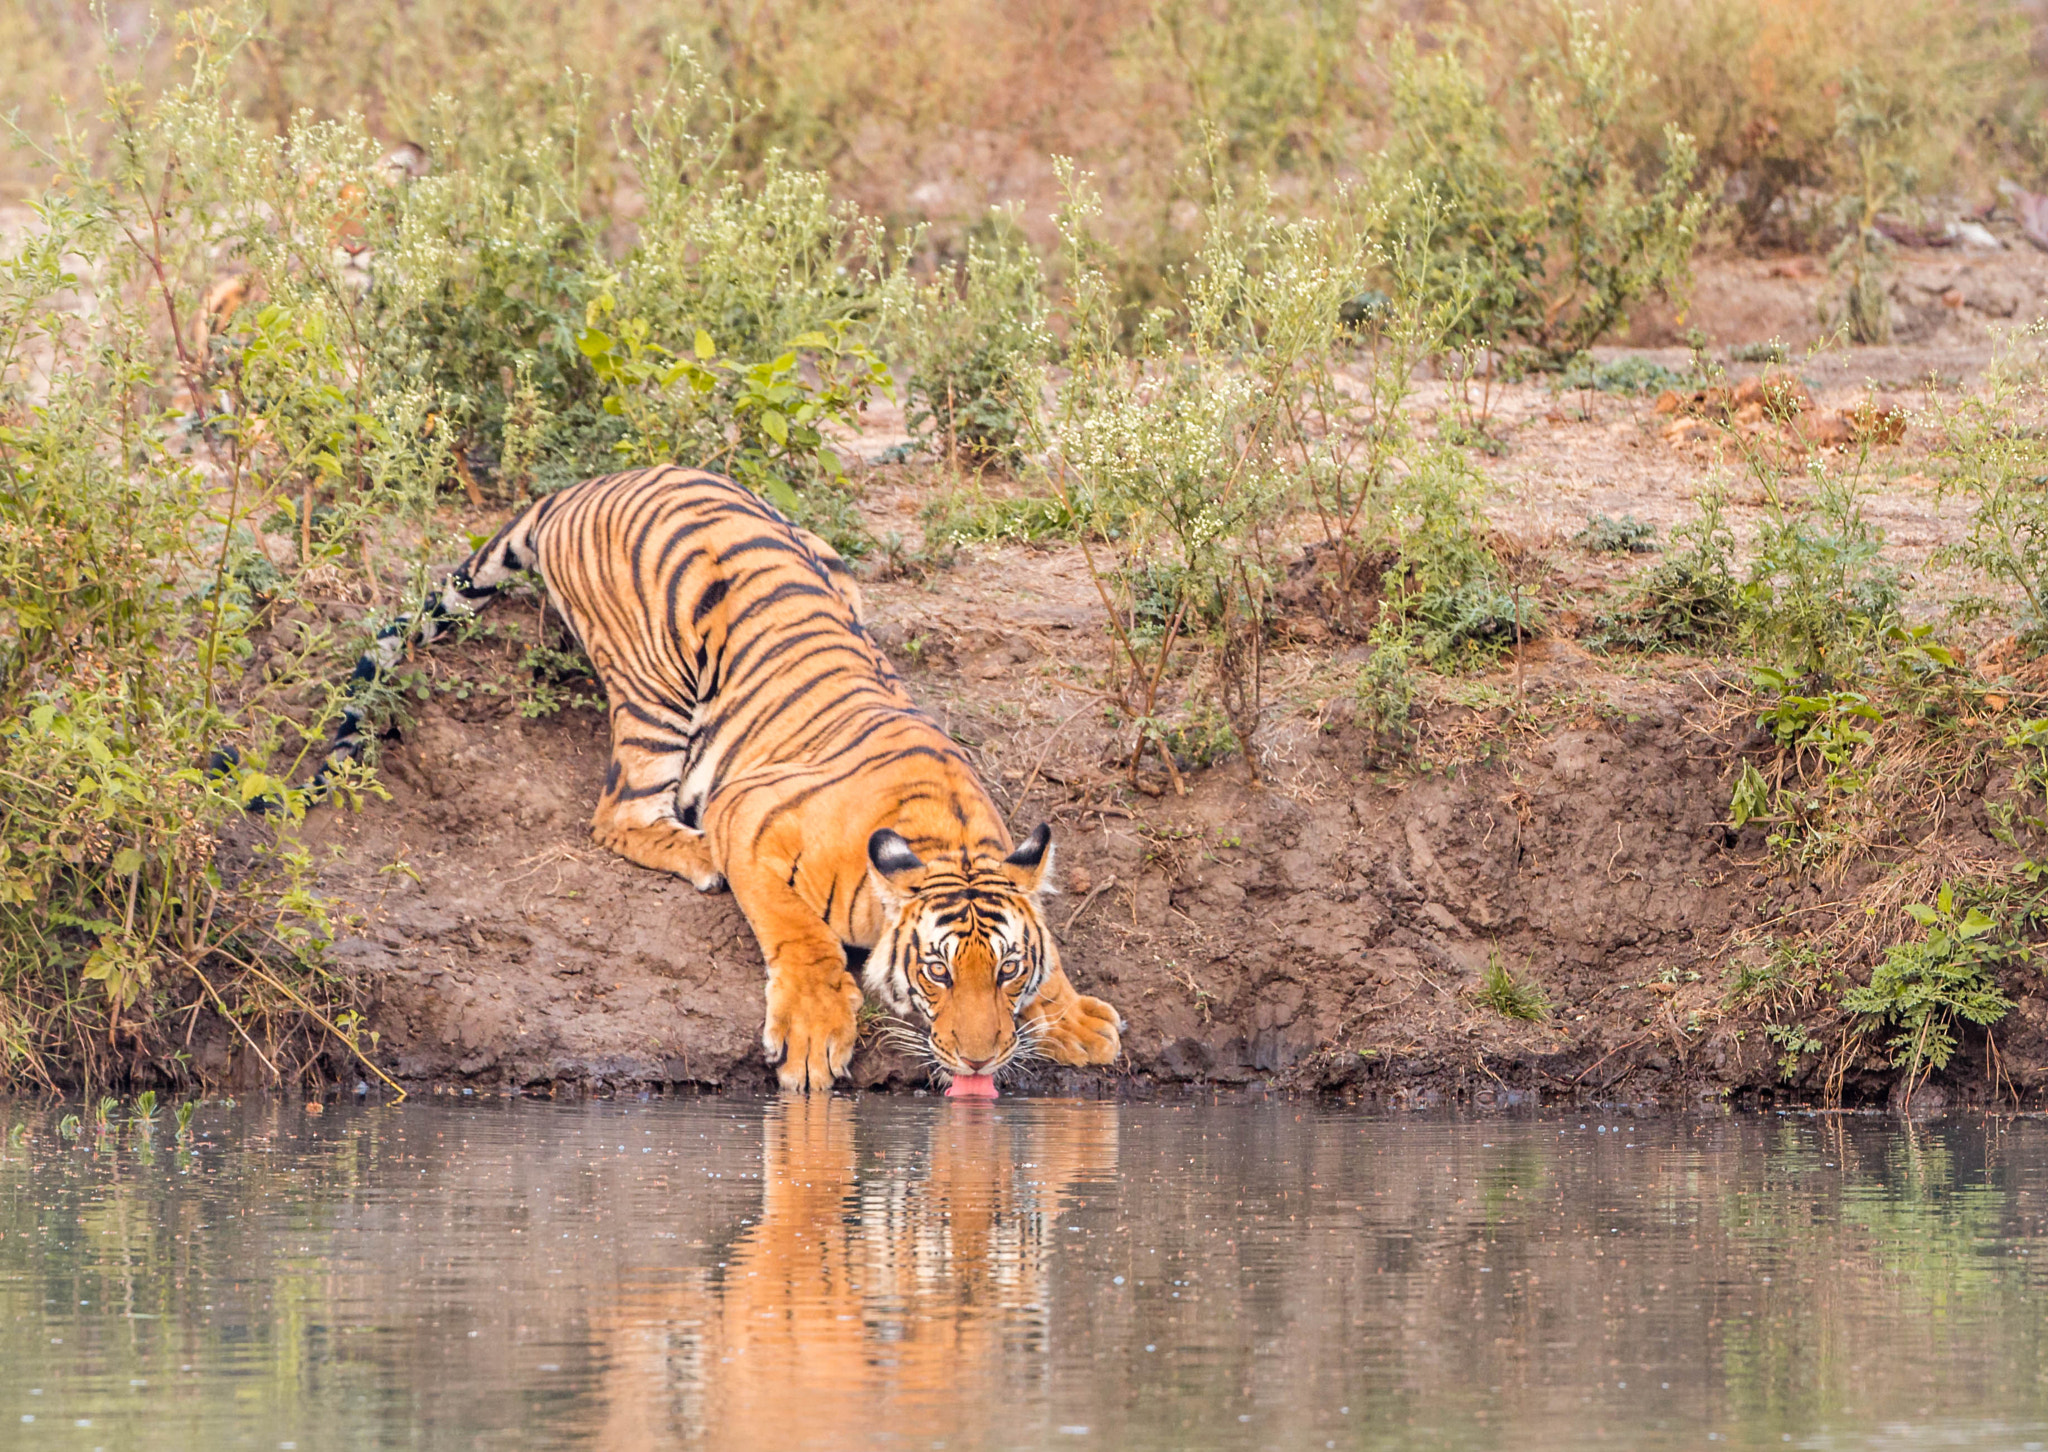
[960,1054,997,1072]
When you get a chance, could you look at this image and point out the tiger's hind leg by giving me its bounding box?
[588,708,725,892]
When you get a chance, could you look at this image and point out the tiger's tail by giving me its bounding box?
[309,499,553,796]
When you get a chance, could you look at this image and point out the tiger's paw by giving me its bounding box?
[762,971,863,1091]
[1036,993,1123,1067]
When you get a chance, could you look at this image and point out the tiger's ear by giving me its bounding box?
[867,829,926,903]
[1001,823,1056,895]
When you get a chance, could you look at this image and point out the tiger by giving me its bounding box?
[317,465,1123,1090]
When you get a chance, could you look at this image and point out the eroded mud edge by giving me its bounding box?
[269,644,2048,1116]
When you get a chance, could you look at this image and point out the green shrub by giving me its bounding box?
[898,214,1051,466]
[1841,885,2015,1083]
[1573,513,1658,554]
[1050,164,1287,783]
[919,488,1083,549]
[1381,449,1534,664]
[575,300,890,553]
[1557,356,1694,398]
[1355,622,1417,767]
[1587,491,1740,653]
[1371,11,1707,364]
[0,22,394,1088]
[1932,353,2048,648]
[1743,467,1903,680]
[1822,71,1917,345]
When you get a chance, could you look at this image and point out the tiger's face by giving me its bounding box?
[862,824,1058,1081]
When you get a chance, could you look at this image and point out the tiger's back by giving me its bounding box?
[524,468,925,834]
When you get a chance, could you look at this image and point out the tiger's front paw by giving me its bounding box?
[762,971,863,1091]
[1037,993,1123,1067]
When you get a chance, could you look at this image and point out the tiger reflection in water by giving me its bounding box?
[592,1097,1118,1449]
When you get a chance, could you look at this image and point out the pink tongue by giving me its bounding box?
[945,1073,999,1099]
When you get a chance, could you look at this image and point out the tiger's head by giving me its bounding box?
[862,823,1058,1081]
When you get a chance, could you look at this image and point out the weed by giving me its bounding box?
[1764,1022,1825,1081]
[1727,937,1830,1010]
[1932,348,2048,646]
[1841,884,2015,1084]
[919,489,1083,551]
[1381,449,1533,665]
[1557,356,1694,398]
[1475,955,1549,1021]
[1728,340,1790,366]
[1373,11,1707,364]
[1729,670,1885,856]
[1587,491,1741,653]
[1822,71,1918,345]
[1355,622,1418,768]
[1573,514,1658,554]
[576,298,892,530]
[1742,466,1903,680]
[1050,164,1286,785]
[897,213,1051,467]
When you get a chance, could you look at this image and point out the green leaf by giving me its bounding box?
[1937,883,1954,916]
[111,848,143,878]
[1729,761,1770,829]
[694,329,716,361]
[1958,908,1997,939]
[758,477,801,514]
[1903,902,1939,927]
[576,329,613,359]
[760,409,789,446]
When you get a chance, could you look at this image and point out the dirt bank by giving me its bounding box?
[302,628,1766,1098]
[295,590,2042,1108]
[289,247,2048,1106]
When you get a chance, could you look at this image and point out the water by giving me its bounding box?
[4,1099,2048,1451]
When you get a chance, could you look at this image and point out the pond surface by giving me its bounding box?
[3,1097,2048,1450]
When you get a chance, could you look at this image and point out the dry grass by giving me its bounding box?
[6,0,2040,261]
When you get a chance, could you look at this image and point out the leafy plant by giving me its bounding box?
[1932,350,2048,649]
[1822,71,1918,345]
[1587,490,1741,653]
[918,488,1083,550]
[1050,164,1286,786]
[578,302,890,503]
[1841,885,2015,1084]
[898,215,1051,466]
[1742,466,1903,679]
[1572,513,1658,554]
[1557,356,1693,398]
[1356,621,1418,767]
[1372,11,1708,363]
[1764,1022,1825,1081]
[1751,675,1884,766]
[1381,449,1533,664]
